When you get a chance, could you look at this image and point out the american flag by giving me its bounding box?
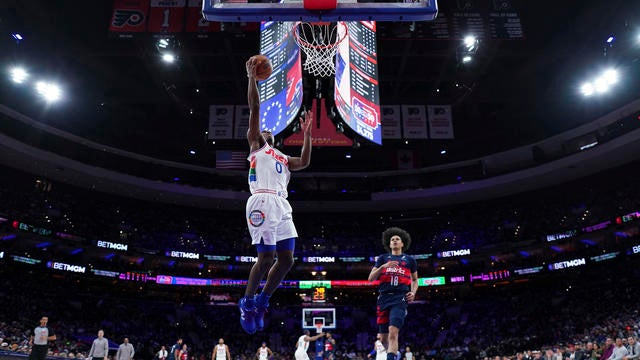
[216,150,247,170]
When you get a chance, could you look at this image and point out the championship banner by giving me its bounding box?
[381,105,401,139]
[148,0,186,34]
[427,105,454,139]
[185,0,220,35]
[109,0,149,37]
[208,105,234,140]
[234,105,251,140]
[401,105,428,139]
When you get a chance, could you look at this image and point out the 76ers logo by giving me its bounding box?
[249,210,266,227]
[112,9,145,27]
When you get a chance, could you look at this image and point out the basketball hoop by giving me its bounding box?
[314,323,324,334]
[293,21,348,78]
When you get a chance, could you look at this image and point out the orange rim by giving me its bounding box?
[293,21,348,50]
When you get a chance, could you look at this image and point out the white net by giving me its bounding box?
[294,22,348,78]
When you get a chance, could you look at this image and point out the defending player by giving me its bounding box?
[323,332,336,360]
[239,55,313,334]
[212,338,230,360]
[367,334,387,360]
[256,342,273,360]
[368,227,418,360]
[295,330,326,360]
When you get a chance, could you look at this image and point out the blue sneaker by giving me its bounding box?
[255,293,270,331]
[239,296,257,334]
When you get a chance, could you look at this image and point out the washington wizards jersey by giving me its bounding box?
[374,253,417,295]
[247,143,291,197]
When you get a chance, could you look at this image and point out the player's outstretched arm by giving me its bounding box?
[289,110,313,171]
[246,57,263,152]
[305,332,325,342]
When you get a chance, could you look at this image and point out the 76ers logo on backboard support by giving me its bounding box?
[249,210,266,227]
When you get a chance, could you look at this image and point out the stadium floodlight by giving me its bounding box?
[440,150,447,155]
[602,68,618,85]
[157,38,170,49]
[9,66,28,84]
[463,35,477,49]
[606,36,615,44]
[35,81,62,102]
[12,33,23,41]
[593,77,609,94]
[580,82,594,96]
[162,53,176,63]
[462,55,472,63]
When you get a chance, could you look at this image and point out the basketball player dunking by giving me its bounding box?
[256,342,273,360]
[368,227,418,360]
[239,56,313,334]
[295,330,326,360]
[212,339,230,360]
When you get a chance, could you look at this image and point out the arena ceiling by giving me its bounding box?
[0,0,639,172]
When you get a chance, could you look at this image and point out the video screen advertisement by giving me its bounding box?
[334,21,382,145]
[259,21,304,136]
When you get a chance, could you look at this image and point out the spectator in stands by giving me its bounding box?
[625,337,640,360]
[601,339,614,360]
[608,339,628,360]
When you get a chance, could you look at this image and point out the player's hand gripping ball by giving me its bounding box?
[252,54,272,81]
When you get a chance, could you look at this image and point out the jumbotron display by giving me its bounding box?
[334,21,382,144]
[258,21,304,136]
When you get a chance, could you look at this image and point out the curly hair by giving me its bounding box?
[381,227,411,252]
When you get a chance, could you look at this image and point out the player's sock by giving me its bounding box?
[239,296,257,334]
[255,293,271,331]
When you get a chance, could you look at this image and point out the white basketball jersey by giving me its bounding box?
[216,345,226,360]
[296,335,309,352]
[259,347,269,360]
[248,144,290,197]
[375,341,387,360]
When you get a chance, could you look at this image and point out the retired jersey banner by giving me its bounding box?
[401,105,428,139]
[109,0,149,36]
[208,105,234,140]
[381,105,402,139]
[234,105,251,140]
[185,0,220,34]
[427,105,454,139]
[148,0,186,34]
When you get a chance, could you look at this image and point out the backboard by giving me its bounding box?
[302,308,336,330]
[202,0,438,22]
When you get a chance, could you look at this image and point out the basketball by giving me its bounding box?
[253,54,272,81]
